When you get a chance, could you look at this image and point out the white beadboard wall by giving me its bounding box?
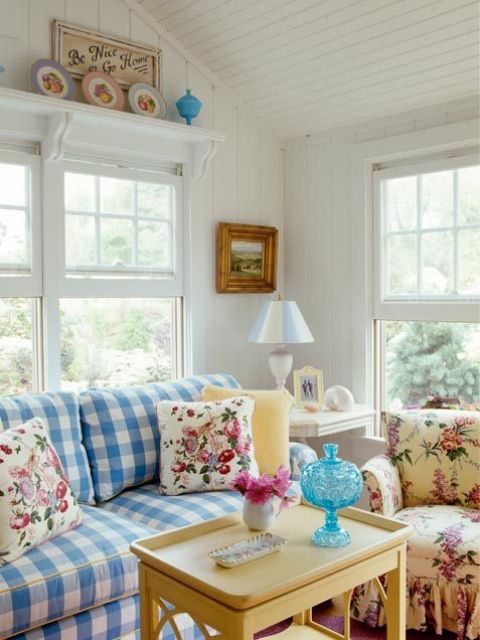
[284,96,479,401]
[0,0,284,388]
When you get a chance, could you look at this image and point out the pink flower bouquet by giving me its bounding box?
[230,465,296,510]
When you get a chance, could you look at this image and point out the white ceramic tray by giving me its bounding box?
[208,533,288,568]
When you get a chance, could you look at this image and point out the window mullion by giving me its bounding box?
[95,177,101,266]
[32,297,44,392]
[133,182,139,267]
[416,175,422,295]
[453,170,459,294]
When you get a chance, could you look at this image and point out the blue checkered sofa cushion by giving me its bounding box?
[0,392,94,504]
[13,594,213,640]
[100,483,243,530]
[289,441,318,480]
[79,373,241,502]
[12,596,139,640]
[0,506,154,639]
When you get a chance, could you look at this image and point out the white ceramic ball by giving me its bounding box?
[324,385,355,411]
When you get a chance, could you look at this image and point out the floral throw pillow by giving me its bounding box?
[0,418,82,565]
[157,397,258,495]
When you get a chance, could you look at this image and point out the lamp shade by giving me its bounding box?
[248,300,314,344]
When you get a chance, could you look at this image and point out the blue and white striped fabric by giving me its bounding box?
[0,507,155,640]
[289,441,318,480]
[0,392,94,504]
[100,483,243,530]
[79,374,241,503]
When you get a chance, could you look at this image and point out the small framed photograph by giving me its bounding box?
[294,366,324,411]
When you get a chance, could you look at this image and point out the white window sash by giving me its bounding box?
[373,152,480,323]
[0,150,42,297]
[44,159,184,299]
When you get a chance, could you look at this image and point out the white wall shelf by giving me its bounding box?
[0,87,226,179]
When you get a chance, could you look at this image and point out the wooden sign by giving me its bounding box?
[52,20,162,90]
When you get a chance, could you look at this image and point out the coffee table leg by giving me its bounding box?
[139,564,159,639]
[385,547,406,640]
[226,616,255,640]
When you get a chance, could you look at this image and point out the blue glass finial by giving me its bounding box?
[323,443,338,460]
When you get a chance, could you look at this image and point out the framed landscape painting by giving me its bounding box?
[216,223,278,293]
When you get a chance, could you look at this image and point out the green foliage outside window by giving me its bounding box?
[386,321,480,408]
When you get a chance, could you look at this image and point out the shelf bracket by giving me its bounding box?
[43,111,72,161]
[191,139,218,181]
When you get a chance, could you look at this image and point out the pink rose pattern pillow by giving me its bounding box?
[157,397,258,495]
[0,418,82,565]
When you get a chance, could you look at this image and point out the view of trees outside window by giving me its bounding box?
[64,173,173,272]
[383,165,480,297]
[385,321,480,409]
[60,298,175,391]
[0,298,33,396]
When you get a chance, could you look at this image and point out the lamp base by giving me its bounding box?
[268,345,293,390]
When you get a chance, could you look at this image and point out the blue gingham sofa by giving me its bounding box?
[0,374,317,640]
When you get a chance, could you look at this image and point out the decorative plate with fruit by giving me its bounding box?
[82,71,124,111]
[30,59,74,100]
[128,83,167,119]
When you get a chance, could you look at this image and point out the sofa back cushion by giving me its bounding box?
[0,392,94,504]
[79,374,241,502]
[383,410,480,508]
[201,386,293,475]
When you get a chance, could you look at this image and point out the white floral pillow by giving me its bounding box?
[0,418,82,565]
[157,396,258,495]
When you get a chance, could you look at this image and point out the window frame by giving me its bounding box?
[0,151,42,297]
[0,148,186,394]
[372,152,480,324]
[42,159,185,390]
[64,164,177,276]
[0,149,43,393]
[372,149,480,433]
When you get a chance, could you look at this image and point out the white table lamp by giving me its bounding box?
[248,300,314,390]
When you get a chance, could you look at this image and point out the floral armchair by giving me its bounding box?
[352,410,480,640]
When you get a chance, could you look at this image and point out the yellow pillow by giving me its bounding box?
[201,386,293,475]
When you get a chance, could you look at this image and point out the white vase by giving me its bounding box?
[242,499,277,531]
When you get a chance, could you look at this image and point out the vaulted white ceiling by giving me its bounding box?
[135,0,480,139]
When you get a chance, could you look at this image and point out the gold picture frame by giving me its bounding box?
[52,20,162,91]
[294,366,324,410]
[216,223,278,293]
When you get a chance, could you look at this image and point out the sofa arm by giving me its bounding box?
[361,454,403,517]
[289,441,318,480]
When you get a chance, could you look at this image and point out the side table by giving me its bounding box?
[131,503,411,640]
[290,404,375,443]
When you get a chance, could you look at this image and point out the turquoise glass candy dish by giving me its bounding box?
[175,89,202,125]
[301,443,362,547]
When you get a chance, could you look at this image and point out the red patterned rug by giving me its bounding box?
[254,611,453,639]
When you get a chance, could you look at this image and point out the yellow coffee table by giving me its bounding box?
[130,503,411,640]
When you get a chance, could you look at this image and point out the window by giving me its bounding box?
[373,152,480,426]
[0,298,36,395]
[0,162,30,273]
[64,172,174,274]
[380,164,480,299]
[0,151,185,396]
[377,320,479,410]
[60,298,178,390]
